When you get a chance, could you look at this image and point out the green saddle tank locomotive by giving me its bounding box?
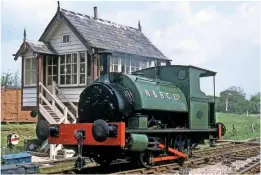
[37,65,226,169]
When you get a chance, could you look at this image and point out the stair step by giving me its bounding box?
[51,115,60,118]
[52,115,60,118]
[49,112,58,115]
[45,109,54,111]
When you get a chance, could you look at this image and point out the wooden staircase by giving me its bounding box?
[42,105,62,123]
[38,81,77,159]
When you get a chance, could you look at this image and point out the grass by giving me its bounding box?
[216,113,260,140]
[1,123,37,155]
[1,113,259,155]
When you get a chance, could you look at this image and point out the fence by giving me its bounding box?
[1,88,37,123]
[223,123,260,140]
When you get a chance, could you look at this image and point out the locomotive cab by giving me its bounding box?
[135,65,218,129]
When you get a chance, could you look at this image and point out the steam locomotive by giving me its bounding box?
[38,65,226,169]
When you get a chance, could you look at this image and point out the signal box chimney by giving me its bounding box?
[94,6,98,20]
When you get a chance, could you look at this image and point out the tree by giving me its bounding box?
[216,86,248,114]
[250,92,260,103]
[1,71,21,89]
[249,92,260,114]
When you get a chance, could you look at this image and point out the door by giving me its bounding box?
[45,55,58,101]
[189,99,209,129]
[87,53,92,85]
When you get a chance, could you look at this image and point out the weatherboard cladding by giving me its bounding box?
[60,8,168,60]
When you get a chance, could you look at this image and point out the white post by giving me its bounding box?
[50,144,56,160]
[64,107,68,123]
[225,97,228,113]
[52,81,56,107]
[247,110,249,116]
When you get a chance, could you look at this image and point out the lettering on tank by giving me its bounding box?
[144,89,180,100]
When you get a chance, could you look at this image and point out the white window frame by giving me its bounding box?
[46,55,58,86]
[79,51,87,85]
[24,56,37,86]
[109,55,152,74]
[110,56,121,72]
[62,35,71,44]
[58,52,87,87]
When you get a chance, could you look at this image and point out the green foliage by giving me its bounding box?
[249,92,260,114]
[213,86,260,115]
[1,71,21,89]
[216,113,260,140]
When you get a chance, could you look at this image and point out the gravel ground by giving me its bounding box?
[187,155,260,175]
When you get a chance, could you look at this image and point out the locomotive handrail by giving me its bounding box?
[135,77,176,87]
[54,82,78,119]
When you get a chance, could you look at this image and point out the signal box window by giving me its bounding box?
[24,57,37,86]
[62,35,70,43]
[60,53,77,85]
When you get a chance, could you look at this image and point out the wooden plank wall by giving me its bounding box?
[1,89,37,123]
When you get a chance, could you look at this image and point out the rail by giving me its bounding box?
[237,158,260,174]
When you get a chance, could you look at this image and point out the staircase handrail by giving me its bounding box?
[39,82,76,123]
[39,104,57,124]
[54,82,78,118]
[39,82,66,111]
[39,93,63,119]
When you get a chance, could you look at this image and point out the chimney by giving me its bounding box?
[138,20,142,31]
[94,6,98,20]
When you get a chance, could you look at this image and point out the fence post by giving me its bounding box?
[251,123,255,133]
[16,88,19,122]
[232,124,236,136]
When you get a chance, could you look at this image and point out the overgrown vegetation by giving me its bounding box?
[216,113,260,140]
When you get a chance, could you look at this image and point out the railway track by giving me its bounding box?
[192,142,250,157]
[236,157,260,174]
[112,145,260,174]
[42,142,259,174]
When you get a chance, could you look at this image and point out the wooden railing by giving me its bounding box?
[53,81,78,119]
[39,82,76,124]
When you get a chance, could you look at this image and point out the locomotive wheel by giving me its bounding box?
[93,155,112,167]
[174,135,191,157]
[137,152,154,168]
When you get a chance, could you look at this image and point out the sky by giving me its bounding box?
[1,0,260,98]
